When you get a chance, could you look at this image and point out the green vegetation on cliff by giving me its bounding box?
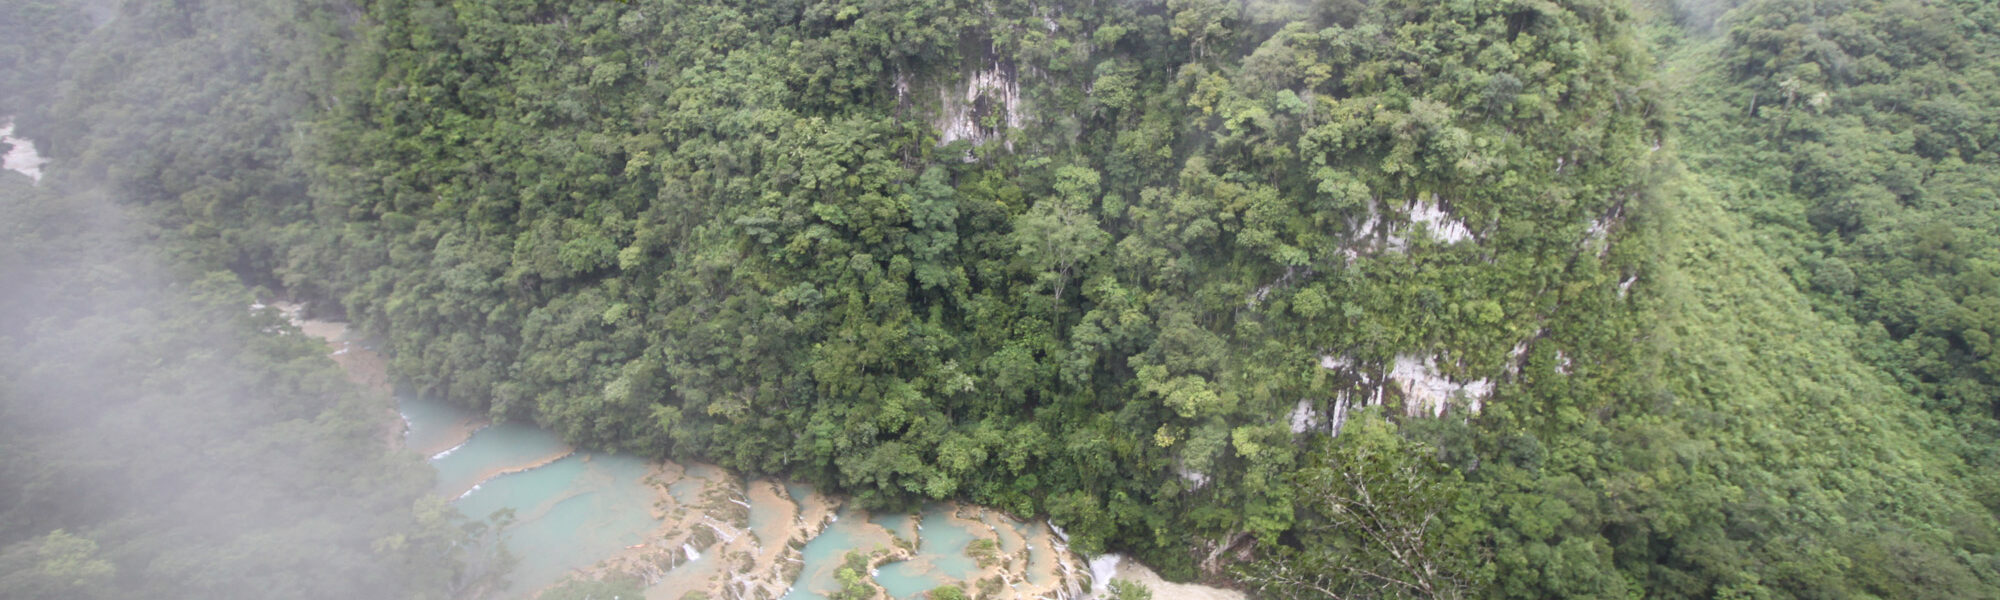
[2,0,1998,597]
[288,0,1661,576]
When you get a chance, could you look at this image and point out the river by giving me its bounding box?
[277,303,1237,600]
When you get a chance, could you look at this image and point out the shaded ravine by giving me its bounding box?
[277,302,1231,599]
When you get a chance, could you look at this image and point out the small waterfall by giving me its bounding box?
[429,441,468,461]
[1,119,49,182]
[703,521,737,542]
[1085,554,1122,599]
[683,543,701,561]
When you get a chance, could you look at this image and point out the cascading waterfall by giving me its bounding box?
[386,383,1218,600]
[1,119,49,182]
[1086,554,1122,598]
[429,440,469,460]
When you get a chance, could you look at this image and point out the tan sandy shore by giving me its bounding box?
[273,300,492,454]
[1089,556,1246,600]
[270,301,416,450]
[559,460,1098,600]
[275,302,390,393]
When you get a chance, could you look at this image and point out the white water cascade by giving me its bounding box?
[2,119,49,182]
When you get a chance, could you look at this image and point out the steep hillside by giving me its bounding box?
[1667,0,2000,502]
[287,0,1659,577]
[1426,2,2000,596]
[3,0,1998,597]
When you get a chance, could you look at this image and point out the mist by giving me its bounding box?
[0,146,473,600]
[0,0,474,597]
[10,0,2000,598]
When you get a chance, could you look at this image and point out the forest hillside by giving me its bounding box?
[0,0,1995,598]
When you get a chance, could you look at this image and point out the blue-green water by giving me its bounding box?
[986,514,1021,555]
[454,454,660,591]
[784,507,880,600]
[400,395,660,597]
[1016,519,1053,586]
[430,420,570,496]
[400,392,476,454]
[872,511,917,543]
[782,503,983,600]
[872,504,980,598]
[668,478,704,505]
[746,487,788,544]
[786,481,816,505]
[399,394,1028,599]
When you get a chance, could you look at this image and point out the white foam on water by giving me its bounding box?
[429,441,468,461]
[683,543,701,561]
[1086,554,1123,598]
[1,120,49,182]
[703,521,736,542]
[446,452,572,500]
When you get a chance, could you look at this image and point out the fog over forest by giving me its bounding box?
[3,0,1998,599]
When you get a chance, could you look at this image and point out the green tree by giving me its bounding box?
[1236,412,1479,599]
[833,551,876,600]
[1108,579,1154,600]
[1012,165,1110,303]
[928,585,969,600]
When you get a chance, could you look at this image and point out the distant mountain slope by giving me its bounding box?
[1442,3,2000,596]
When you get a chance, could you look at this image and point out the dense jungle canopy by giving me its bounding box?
[2,0,1997,597]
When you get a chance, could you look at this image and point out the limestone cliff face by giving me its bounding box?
[1289,190,1636,436]
[918,12,1065,154]
[930,56,1025,151]
[1301,353,1495,438]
